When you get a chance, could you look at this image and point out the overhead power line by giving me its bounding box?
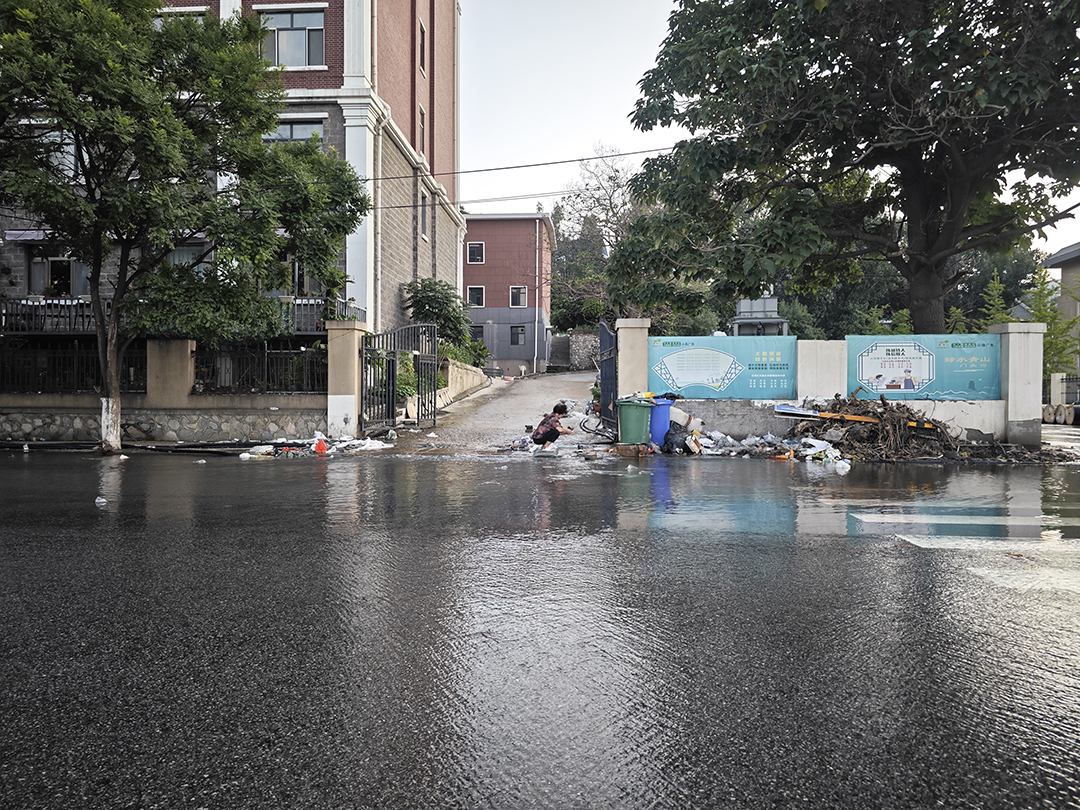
[369,145,676,184]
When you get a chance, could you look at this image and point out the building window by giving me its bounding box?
[467,286,484,307]
[467,242,484,264]
[264,121,324,142]
[510,325,526,346]
[420,191,428,237]
[470,324,484,342]
[28,251,89,297]
[260,10,324,67]
[510,286,527,307]
[418,21,426,73]
[418,107,425,155]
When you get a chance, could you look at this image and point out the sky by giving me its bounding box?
[457,0,682,215]
[457,0,1080,258]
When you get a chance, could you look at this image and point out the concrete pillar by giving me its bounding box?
[796,340,847,400]
[326,320,368,437]
[615,318,651,397]
[145,340,194,408]
[990,321,1046,447]
[1049,372,1065,406]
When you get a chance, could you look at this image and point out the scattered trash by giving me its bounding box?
[118,455,128,460]
[782,395,1078,463]
[194,459,206,464]
[94,496,107,507]
[22,444,28,453]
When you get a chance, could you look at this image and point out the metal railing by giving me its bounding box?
[192,344,328,394]
[1,294,364,337]
[0,337,146,394]
[0,297,108,334]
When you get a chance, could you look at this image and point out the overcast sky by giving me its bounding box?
[457,0,1080,257]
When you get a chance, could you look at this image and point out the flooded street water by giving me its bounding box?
[2,450,1079,809]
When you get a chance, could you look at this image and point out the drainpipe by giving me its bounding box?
[533,219,540,374]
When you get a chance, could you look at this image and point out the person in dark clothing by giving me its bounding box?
[532,402,573,450]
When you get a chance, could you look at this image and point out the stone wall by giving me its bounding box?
[568,331,600,371]
[1,408,328,444]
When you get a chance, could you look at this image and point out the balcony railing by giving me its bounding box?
[0,295,364,337]
[0,297,107,334]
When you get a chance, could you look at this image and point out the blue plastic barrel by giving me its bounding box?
[649,399,673,446]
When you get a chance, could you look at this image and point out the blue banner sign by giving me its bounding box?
[647,336,798,399]
[846,334,1001,400]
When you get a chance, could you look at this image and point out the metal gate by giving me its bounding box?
[598,319,617,430]
[360,323,438,431]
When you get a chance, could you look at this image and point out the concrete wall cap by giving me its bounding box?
[989,322,1046,334]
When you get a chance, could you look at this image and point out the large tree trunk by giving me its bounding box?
[99,318,123,453]
[908,266,948,334]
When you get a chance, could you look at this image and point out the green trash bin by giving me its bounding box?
[617,398,654,444]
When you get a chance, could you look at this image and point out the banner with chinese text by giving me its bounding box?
[846,334,1001,400]
[647,336,797,399]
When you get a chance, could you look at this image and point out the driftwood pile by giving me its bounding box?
[784,395,1079,464]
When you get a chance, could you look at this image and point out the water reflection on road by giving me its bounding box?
[2,452,1078,809]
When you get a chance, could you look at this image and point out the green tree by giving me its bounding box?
[946,307,969,334]
[0,0,368,450]
[943,249,1041,322]
[402,277,473,347]
[977,270,1015,331]
[1025,266,1080,378]
[613,0,1080,333]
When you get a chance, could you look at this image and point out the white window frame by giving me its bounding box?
[418,20,427,74]
[420,191,429,239]
[264,121,325,143]
[467,242,484,264]
[418,106,426,155]
[256,5,327,69]
[466,286,484,307]
[509,285,527,308]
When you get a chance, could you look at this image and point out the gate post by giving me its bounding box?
[990,321,1045,447]
[326,320,367,437]
[615,318,651,396]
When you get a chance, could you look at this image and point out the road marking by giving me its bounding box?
[855,513,1076,527]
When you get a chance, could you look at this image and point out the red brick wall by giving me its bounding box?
[240,0,344,91]
[463,219,551,315]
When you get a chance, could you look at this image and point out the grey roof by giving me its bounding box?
[1046,241,1080,267]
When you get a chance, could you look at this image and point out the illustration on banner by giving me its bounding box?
[856,341,934,393]
[651,347,745,391]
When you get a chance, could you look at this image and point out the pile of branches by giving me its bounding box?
[784,395,1078,464]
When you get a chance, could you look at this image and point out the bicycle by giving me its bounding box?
[579,413,618,443]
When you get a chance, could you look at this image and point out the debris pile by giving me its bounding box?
[781,396,1079,464]
[238,432,394,459]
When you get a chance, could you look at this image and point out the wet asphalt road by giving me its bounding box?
[2,447,1079,809]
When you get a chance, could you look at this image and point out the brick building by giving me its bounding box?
[463,214,554,375]
[0,0,464,332]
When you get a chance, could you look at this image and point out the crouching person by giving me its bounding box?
[532,402,573,450]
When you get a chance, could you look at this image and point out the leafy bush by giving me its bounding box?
[402,278,473,347]
[441,339,491,368]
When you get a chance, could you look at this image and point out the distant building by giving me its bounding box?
[0,0,464,332]
[730,297,788,336]
[1045,242,1080,376]
[462,214,555,375]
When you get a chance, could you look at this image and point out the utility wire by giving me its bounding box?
[369,146,675,183]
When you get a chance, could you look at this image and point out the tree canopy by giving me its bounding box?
[611,0,1080,333]
[0,0,368,449]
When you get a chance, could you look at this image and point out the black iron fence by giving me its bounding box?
[0,337,146,393]
[192,344,327,394]
[361,324,438,430]
[0,295,363,337]
[0,297,108,334]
